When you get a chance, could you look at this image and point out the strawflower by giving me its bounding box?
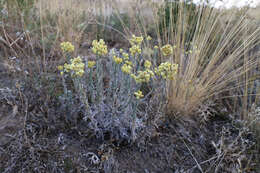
[92,39,108,56]
[122,52,129,60]
[121,64,132,74]
[63,56,85,77]
[60,42,75,53]
[57,65,63,71]
[125,60,133,66]
[129,44,141,56]
[130,35,143,45]
[88,61,96,68]
[132,70,154,83]
[161,44,173,56]
[134,90,144,99]
[146,35,152,41]
[155,62,178,80]
[113,56,123,64]
[144,60,152,69]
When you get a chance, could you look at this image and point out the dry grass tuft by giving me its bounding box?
[109,1,260,116]
[166,4,260,115]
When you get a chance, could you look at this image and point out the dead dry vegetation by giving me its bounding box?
[0,0,259,173]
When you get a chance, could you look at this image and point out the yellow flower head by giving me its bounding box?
[92,39,108,56]
[75,70,84,77]
[133,70,154,83]
[122,52,129,60]
[64,63,70,72]
[63,56,85,77]
[155,62,178,80]
[88,61,96,68]
[129,45,141,56]
[161,44,173,56]
[57,65,64,71]
[60,42,75,53]
[113,56,123,64]
[134,90,144,99]
[130,73,137,80]
[130,35,143,45]
[144,60,152,69]
[121,64,132,74]
[146,35,152,41]
[154,45,159,49]
[125,60,132,66]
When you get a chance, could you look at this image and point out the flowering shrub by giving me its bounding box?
[58,38,178,143]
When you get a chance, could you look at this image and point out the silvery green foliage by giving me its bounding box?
[60,48,166,143]
[84,50,146,142]
[86,101,144,143]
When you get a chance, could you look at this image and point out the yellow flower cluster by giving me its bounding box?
[88,61,96,68]
[161,44,173,56]
[125,60,132,66]
[122,52,129,60]
[155,62,178,80]
[60,42,75,53]
[144,60,152,69]
[121,63,132,74]
[129,35,143,57]
[129,44,141,56]
[113,56,123,64]
[92,39,108,56]
[146,35,152,41]
[134,90,144,99]
[131,69,154,83]
[57,65,64,75]
[62,56,85,77]
[57,65,63,71]
[130,35,143,45]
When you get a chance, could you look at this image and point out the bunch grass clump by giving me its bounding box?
[165,3,260,115]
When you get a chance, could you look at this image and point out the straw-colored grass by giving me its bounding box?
[109,1,260,115]
[165,3,260,115]
[36,0,95,49]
